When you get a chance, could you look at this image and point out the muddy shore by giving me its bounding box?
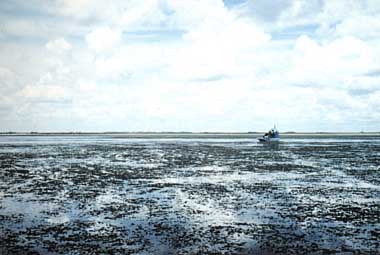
[0,136,379,254]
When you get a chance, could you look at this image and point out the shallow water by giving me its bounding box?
[0,135,379,254]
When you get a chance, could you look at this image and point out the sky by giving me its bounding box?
[0,0,380,132]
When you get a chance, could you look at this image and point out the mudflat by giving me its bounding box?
[0,135,379,254]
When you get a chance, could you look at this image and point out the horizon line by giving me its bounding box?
[1,131,379,135]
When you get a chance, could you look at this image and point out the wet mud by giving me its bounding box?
[0,136,379,254]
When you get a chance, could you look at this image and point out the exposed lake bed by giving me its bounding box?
[1,135,379,254]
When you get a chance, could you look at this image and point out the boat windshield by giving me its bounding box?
[265,128,279,138]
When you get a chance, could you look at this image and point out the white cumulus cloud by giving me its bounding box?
[0,0,380,132]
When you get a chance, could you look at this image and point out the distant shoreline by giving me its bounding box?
[1,132,380,139]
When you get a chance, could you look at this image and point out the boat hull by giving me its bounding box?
[258,137,280,142]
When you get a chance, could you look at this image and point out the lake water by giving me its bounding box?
[0,135,379,254]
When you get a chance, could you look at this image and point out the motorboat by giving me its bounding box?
[258,126,280,142]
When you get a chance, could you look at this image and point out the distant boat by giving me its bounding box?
[258,126,280,142]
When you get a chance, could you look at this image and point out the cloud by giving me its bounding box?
[19,84,71,102]
[170,15,270,80]
[333,15,380,39]
[46,38,72,53]
[233,0,294,23]
[85,27,121,51]
[362,69,380,77]
[0,18,40,38]
[235,0,380,42]
[54,0,105,20]
[287,35,374,88]
[0,0,380,132]
[0,67,18,94]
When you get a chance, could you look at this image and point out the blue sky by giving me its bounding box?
[0,0,380,132]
